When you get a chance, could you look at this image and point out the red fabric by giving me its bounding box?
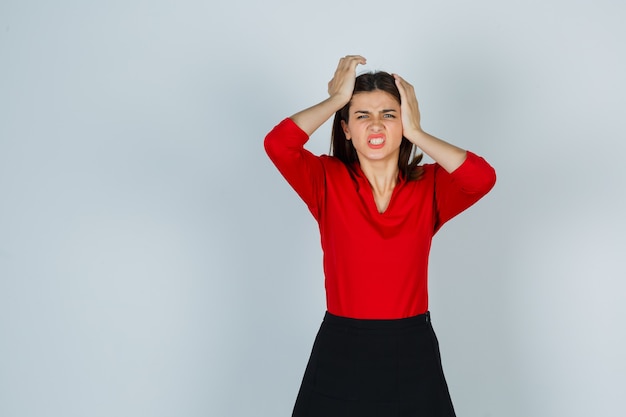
[265,118,496,319]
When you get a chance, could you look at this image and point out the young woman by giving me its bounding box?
[264,55,496,417]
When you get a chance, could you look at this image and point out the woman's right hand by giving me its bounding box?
[289,55,366,136]
[327,55,367,105]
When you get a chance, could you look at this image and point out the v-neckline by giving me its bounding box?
[354,163,405,216]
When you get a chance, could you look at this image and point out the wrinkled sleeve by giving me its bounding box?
[264,118,325,220]
[432,151,496,233]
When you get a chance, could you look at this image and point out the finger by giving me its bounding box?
[343,54,366,62]
[393,73,413,90]
[392,74,408,98]
[334,56,364,76]
[331,56,365,86]
[341,55,367,69]
[394,74,418,101]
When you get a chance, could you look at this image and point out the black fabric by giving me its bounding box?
[292,312,456,417]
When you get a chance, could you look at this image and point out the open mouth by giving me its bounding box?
[368,134,385,149]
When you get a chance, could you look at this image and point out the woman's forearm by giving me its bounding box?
[408,129,467,173]
[290,95,347,136]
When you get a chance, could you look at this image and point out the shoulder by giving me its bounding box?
[319,154,350,171]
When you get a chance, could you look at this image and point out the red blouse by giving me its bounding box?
[265,118,496,319]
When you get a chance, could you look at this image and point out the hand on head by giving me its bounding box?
[327,55,367,105]
[393,73,423,139]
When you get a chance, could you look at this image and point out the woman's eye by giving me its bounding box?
[356,115,368,119]
[383,113,395,118]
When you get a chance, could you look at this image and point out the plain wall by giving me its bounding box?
[1,0,625,416]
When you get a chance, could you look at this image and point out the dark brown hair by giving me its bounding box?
[330,71,423,181]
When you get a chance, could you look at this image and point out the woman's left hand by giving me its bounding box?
[393,74,423,143]
[393,73,468,172]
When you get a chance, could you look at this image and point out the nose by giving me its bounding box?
[369,118,384,132]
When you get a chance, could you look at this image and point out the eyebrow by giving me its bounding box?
[353,109,398,114]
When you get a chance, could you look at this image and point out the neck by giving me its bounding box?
[358,159,400,213]
[360,160,399,189]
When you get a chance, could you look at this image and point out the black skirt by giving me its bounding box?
[292,311,456,417]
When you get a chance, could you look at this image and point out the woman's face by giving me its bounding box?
[341,90,403,165]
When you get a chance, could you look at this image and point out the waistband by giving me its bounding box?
[323,311,431,330]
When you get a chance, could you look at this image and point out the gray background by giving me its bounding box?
[1,0,625,416]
